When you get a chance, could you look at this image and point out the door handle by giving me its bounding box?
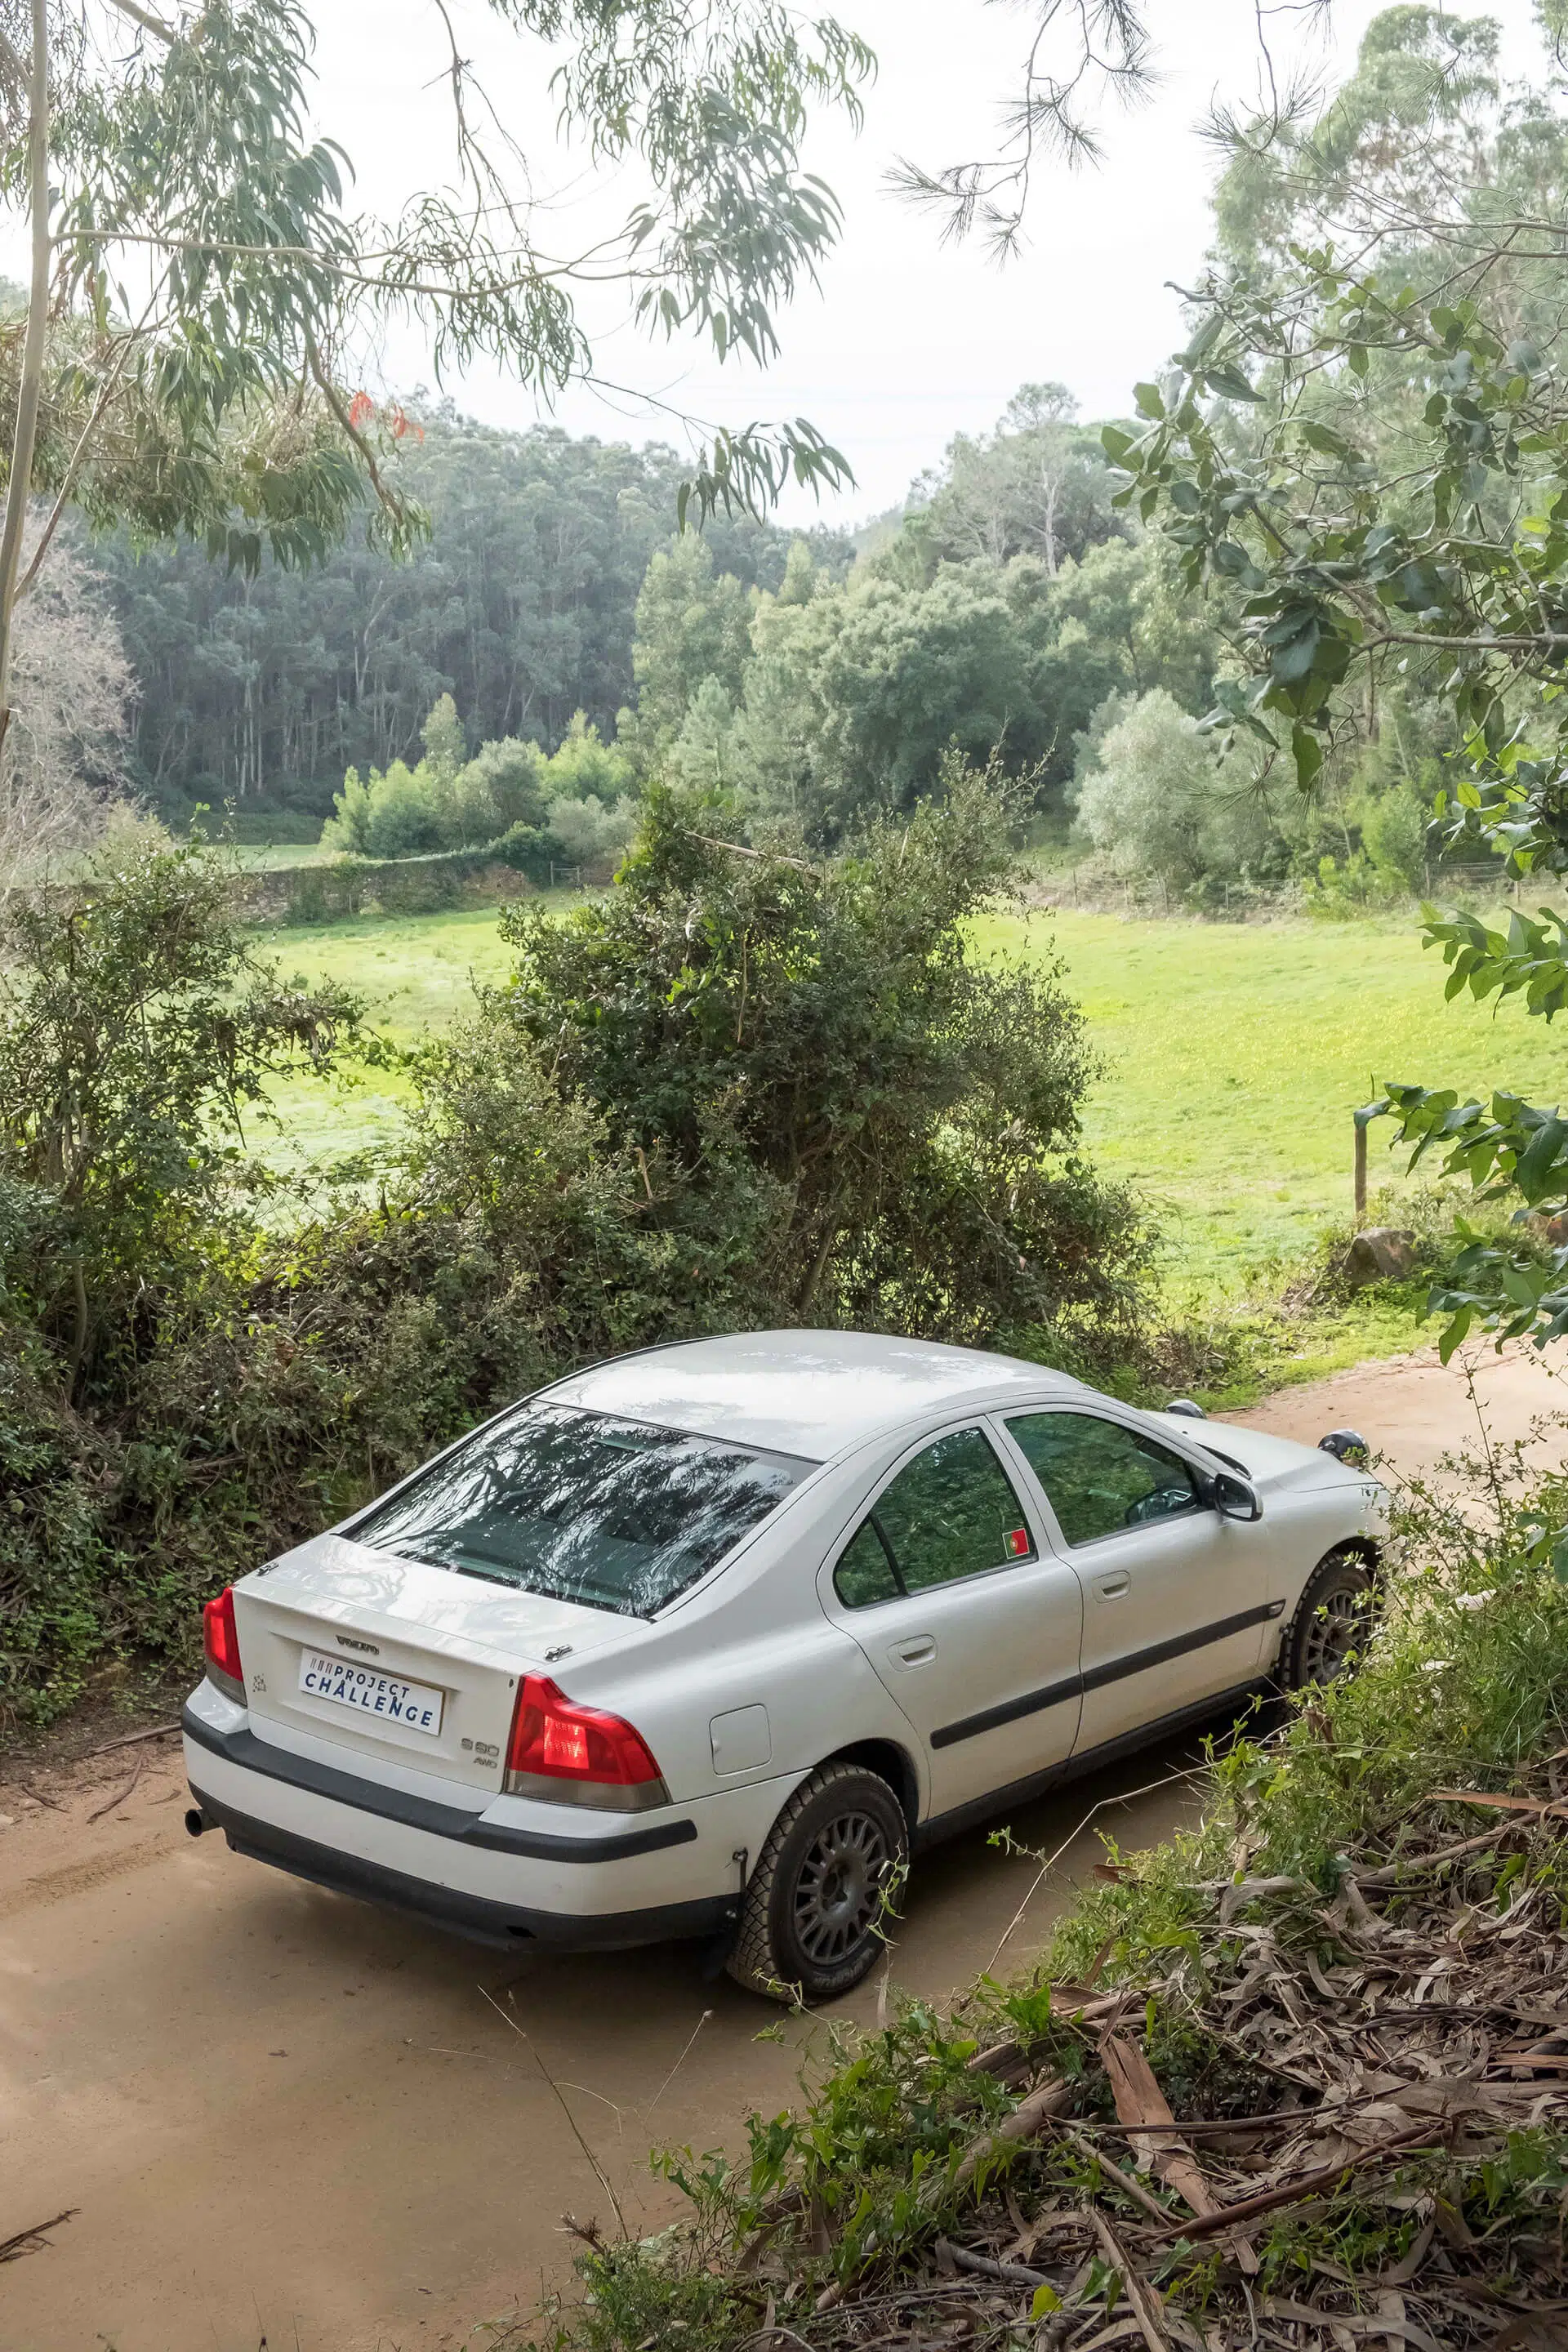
[889,1635,937,1668]
[1094,1572,1132,1601]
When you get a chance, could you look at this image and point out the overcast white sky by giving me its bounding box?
[313,0,1548,527]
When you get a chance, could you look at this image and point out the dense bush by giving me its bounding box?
[0,773,1150,1724]
[500,763,1149,1342]
[322,696,640,876]
[1072,688,1289,899]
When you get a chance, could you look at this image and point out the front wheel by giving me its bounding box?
[725,1762,907,2005]
[1281,1547,1377,1689]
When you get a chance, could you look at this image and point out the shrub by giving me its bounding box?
[544,791,638,868]
[461,735,549,831]
[1073,688,1284,894]
[0,831,361,1398]
[499,761,1150,1351]
[320,702,640,869]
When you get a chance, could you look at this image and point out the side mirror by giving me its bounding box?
[1212,1469,1262,1521]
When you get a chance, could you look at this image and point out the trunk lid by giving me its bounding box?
[233,1533,635,1796]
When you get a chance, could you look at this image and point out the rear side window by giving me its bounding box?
[833,1427,1035,1609]
[1006,1412,1198,1548]
[353,1403,813,1617]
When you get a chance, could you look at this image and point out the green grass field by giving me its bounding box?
[259,899,1568,1303]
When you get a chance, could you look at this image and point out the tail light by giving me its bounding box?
[203,1585,246,1702]
[505,1674,667,1811]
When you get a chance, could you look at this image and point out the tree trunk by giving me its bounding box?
[0,0,51,755]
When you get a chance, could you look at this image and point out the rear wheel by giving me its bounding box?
[725,1762,907,2005]
[1281,1548,1377,1689]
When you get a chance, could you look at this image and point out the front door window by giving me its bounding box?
[1005,1412,1198,1548]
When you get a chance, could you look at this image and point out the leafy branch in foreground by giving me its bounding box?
[1107,229,1568,1350]
[0,0,869,756]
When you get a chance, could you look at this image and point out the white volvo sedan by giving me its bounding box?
[183,1332,1387,2001]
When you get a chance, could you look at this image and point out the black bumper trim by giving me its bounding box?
[180,1703,697,1863]
[189,1785,736,1953]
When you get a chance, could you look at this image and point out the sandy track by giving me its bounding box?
[2,1344,1560,2352]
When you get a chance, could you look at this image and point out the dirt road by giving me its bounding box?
[3,1344,1560,2352]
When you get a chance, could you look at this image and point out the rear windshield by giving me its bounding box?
[350,1403,814,1617]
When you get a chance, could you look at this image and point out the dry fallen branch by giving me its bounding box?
[933,2234,1046,2287]
[1089,2207,1174,2352]
[0,2208,78,2263]
[1138,2119,1450,2248]
[946,2072,1072,2194]
[82,1721,180,1758]
[87,1753,145,1822]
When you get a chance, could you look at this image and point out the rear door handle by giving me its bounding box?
[1094,1572,1132,1601]
[889,1634,937,1668]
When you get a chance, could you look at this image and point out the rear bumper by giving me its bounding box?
[187,1781,735,1951]
[180,1690,790,1954]
[181,1702,697,1863]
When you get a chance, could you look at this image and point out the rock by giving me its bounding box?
[1346,1227,1418,1287]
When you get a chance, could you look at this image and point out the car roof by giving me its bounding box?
[540,1330,1085,1461]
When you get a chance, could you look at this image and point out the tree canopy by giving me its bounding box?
[99,409,852,811]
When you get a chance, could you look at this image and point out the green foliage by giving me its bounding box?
[321,697,639,871]
[497,764,1150,1347]
[1102,21,1568,1348]
[1212,7,1511,280]
[0,831,359,1394]
[104,415,853,815]
[1072,688,1285,896]
[906,382,1127,574]
[4,0,871,593]
[632,534,755,745]
[272,891,1568,1312]
[618,390,1220,844]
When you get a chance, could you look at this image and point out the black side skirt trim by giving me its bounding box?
[1079,1601,1280,1695]
[181,1704,697,1863]
[189,1785,735,1952]
[913,1680,1267,1853]
[929,1601,1280,1751]
[930,1673,1080,1750]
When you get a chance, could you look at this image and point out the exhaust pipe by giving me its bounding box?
[185,1806,210,1838]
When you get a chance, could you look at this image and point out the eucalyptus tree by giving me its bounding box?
[0,0,869,761]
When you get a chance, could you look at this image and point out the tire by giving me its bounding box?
[725,1762,908,2005]
[1280,1547,1377,1690]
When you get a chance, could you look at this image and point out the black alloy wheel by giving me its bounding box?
[791,1802,894,1970]
[726,1762,908,2004]
[1283,1548,1377,1689]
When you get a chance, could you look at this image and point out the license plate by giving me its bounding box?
[298,1648,444,1738]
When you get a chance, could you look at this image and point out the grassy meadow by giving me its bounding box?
[259,895,1568,1316]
